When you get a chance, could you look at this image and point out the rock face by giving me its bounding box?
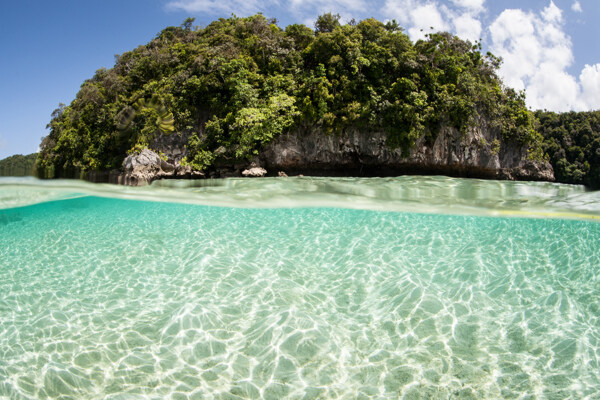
[150,131,191,164]
[261,121,554,181]
[120,149,203,185]
[118,119,554,185]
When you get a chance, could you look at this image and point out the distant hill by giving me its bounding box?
[536,111,600,189]
[0,153,37,176]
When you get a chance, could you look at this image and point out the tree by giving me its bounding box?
[0,153,37,176]
[285,24,314,50]
[181,17,195,31]
[314,13,341,33]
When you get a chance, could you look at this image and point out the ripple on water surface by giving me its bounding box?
[0,178,599,399]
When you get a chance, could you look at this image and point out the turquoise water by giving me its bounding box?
[0,177,599,399]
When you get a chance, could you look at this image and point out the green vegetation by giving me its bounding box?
[38,14,541,177]
[536,111,600,188]
[0,153,37,177]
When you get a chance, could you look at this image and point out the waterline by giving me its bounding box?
[1,176,599,220]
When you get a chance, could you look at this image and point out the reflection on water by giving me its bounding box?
[0,177,599,398]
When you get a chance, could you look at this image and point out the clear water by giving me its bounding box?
[0,177,599,399]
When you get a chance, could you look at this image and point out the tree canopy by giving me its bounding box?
[0,153,37,176]
[38,14,542,177]
[537,110,600,188]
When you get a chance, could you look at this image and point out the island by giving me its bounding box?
[32,14,599,188]
[0,153,37,177]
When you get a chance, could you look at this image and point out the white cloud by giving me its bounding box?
[542,0,562,23]
[453,13,482,42]
[408,3,450,40]
[487,1,600,111]
[580,64,600,108]
[383,0,461,41]
[449,0,485,42]
[526,62,580,111]
[382,0,483,42]
[571,1,582,13]
[451,0,485,14]
[381,0,412,26]
[489,9,540,91]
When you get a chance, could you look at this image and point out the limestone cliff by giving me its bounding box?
[122,119,554,185]
[260,121,554,181]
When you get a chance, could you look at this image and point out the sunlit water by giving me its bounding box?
[0,176,599,399]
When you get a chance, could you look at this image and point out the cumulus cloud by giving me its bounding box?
[448,0,485,42]
[381,0,410,26]
[382,0,482,42]
[542,0,562,22]
[452,13,482,42]
[571,1,582,13]
[526,63,580,111]
[487,1,600,111]
[580,64,600,108]
[408,3,450,40]
[489,9,538,91]
[451,0,485,13]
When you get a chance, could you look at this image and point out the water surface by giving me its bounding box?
[0,177,599,399]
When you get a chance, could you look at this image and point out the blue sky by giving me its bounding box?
[0,0,598,159]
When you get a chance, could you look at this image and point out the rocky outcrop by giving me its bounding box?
[261,120,554,181]
[120,149,203,185]
[242,165,267,177]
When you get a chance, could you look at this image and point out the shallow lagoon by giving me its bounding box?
[0,176,599,399]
